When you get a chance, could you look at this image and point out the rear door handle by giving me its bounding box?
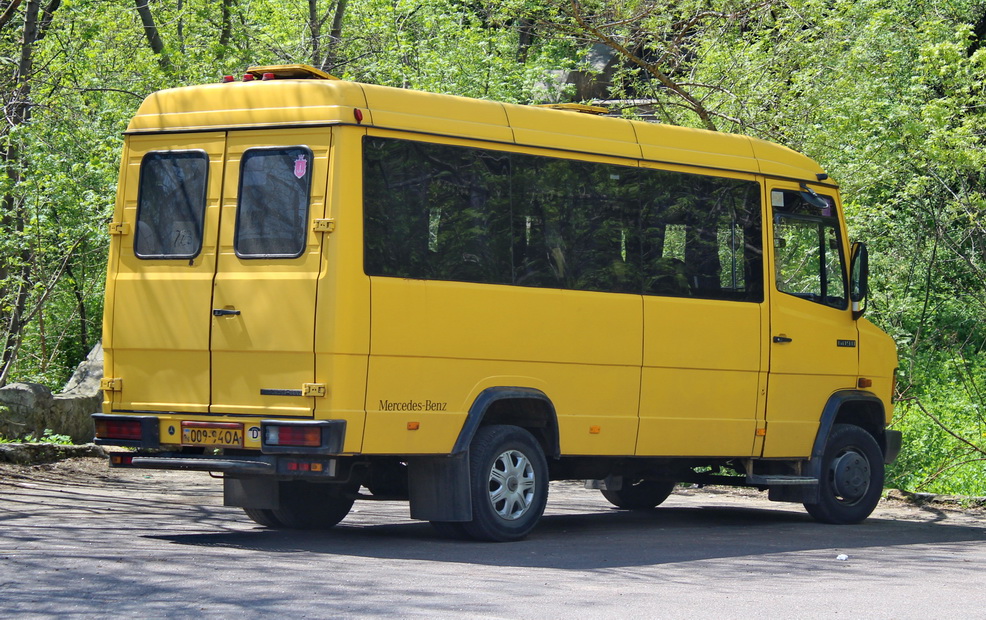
[212,308,241,317]
[772,335,793,343]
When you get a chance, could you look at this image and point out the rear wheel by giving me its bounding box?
[601,479,676,510]
[460,425,549,542]
[804,423,884,524]
[270,480,357,529]
[242,508,282,528]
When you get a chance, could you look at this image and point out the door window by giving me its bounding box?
[235,146,313,258]
[134,150,208,259]
[772,190,847,309]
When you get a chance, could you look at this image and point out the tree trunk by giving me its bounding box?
[309,0,320,69]
[134,0,171,70]
[325,0,347,71]
[219,0,234,51]
[0,0,40,387]
[517,17,533,63]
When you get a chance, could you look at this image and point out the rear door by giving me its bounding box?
[210,130,330,417]
[109,134,225,413]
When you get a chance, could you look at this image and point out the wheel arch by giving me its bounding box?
[451,387,560,459]
[807,390,888,476]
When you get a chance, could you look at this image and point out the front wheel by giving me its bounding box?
[460,425,549,542]
[804,423,884,524]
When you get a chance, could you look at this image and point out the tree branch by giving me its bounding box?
[0,0,24,32]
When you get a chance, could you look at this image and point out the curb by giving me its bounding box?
[0,443,108,465]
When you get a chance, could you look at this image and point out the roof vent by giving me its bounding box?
[244,64,338,80]
[534,103,609,115]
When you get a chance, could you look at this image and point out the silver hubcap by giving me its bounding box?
[488,449,536,520]
[831,449,870,502]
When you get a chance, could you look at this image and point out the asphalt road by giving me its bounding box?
[2,458,985,619]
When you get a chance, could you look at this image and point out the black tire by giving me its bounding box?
[460,425,549,542]
[270,480,357,529]
[242,507,283,528]
[429,521,471,540]
[601,479,676,510]
[804,423,884,524]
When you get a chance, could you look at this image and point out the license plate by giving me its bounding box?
[181,422,243,448]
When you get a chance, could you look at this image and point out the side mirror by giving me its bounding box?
[850,242,869,319]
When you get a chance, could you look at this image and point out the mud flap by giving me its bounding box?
[224,477,279,509]
[407,453,472,522]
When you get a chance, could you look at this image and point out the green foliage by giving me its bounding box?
[0,428,73,445]
[888,350,986,495]
[2,0,986,493]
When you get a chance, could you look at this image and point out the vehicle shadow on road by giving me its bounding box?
[148,502,986,570]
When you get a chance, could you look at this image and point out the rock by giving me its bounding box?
[52,392,102,444]
[0,341,104,444]
[0,382,55,440]
[60,341,103,396]
[0,443,107,464]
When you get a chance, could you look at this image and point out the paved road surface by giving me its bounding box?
[1,458,985,618]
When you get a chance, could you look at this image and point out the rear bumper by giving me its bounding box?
[109,451,340,478]
[92,413,346,454]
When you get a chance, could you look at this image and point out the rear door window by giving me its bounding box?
[134,150,208,259]
[234,146,313,259]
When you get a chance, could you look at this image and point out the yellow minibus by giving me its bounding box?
[94,65,900,541]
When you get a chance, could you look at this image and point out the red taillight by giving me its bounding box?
[265,425,321,447]
[95,419,142,441]
[261,72,276,81]
[220,75,235,83]
[242,73,255,82]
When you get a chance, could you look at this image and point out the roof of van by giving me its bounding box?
[127,76,828,183]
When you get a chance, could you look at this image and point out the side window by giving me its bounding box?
[772,189,847,309]
[363,136,638,292]
[362,135,763,301]
[235,146,313,259]
[363,138,513,283]
[639,169,763,302]
[134,150,208,259]
[512,155,639,293]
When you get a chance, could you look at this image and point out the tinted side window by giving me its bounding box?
[512,155,639,293]
[235,147,313,259]
[772,190,847,309]
[639,170,763,302]
[363,138,513,283]
[135,151,208,259]
[363,136,763,302]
